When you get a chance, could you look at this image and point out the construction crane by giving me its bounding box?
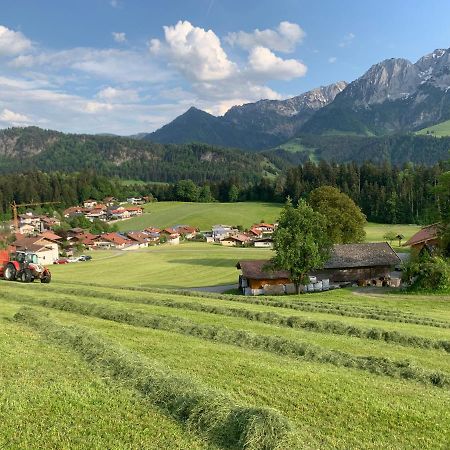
[11,201,60,232]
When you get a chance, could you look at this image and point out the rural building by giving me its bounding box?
[220,233,251,247]
[83,199,98,208]
[13,235,59,264]
[175,225,198,239]
[314,243,401,282]
[254,237,273,248]
[251,223,276,234]
[402,224,440,254]
[237,242,401,295]
[212,225,234,241]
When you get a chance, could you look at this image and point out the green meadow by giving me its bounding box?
[416,119,450,137]
[116,201,283,231]
[0,216,437,449]
[1,271,449,449]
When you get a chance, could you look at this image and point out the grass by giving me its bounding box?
[364,222,421,252]
[116,201,283,232]
[51,219,421,290]
[1,228,449,448]
[1,280,449,449]
[416,119,450,137]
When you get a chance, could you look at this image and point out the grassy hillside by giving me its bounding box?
[417,119,450,137]
[1,274,449,448]
[117,202,284,232]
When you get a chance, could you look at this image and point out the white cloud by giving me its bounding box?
[328,56,337,63]
[150,20,236,81]
[0,25,32,56]
[112,32,126,43]
[248,46,307,80]
[110,0,119,8]
[226,21,305,53]
[339,32,355,48]
[96,86,139,102]
[0,108,32,124]
[9,48,167,83]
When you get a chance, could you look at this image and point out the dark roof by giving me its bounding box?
[403,225,439,247]
[237,243,400,279]
[236,260,291,280]
[323,243,400,269]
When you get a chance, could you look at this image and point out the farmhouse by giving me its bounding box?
[237,242,401,294]
[403,224,440,254]
[13,235,59,264]
[220,233,251,247]
[254,237,273,248]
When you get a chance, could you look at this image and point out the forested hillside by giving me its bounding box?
[0,127,282,183]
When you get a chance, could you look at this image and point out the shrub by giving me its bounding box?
[404,256,450,291]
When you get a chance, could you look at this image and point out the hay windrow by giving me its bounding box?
[14,307,293,450]
[35,297,450,388]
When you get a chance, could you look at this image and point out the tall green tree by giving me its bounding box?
[309,186,366,243]
[271,199,332,294]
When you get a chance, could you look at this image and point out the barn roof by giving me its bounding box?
[237,243,400,279]
[403,224,439,247]
[323,243,400,268]
[236,260,290,280]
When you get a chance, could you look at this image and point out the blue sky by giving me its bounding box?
[1,0,450,134]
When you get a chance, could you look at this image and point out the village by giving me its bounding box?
[5,197,279,265]
[1,195,440,296]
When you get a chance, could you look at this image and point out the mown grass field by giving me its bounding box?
[117,202,283,232]
[1,272,449,449]
[416,119,450,137]
[116,202,421,244]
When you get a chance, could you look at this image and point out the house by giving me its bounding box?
[254,237,273,248]
[145,226,161,234]
[40,230,63,244]
[220,233,251,247]
[125,206,143,216]
[237,242,401,295]
[63,206,89,218]
[108,207,131,220]
[40,216,61,230]
[86,207,108,221]
[251,223,276,234]
[18,212,44,233]
[103,196,118,206]
[126,231,150,248]
[127,197,145,205]
[13,235,59,264]
[160,229,180,245]
[402,224,440,255]
[175,225,198,239]
[83,199,98,208]
[96,232,133,249]
[212,225,234,241]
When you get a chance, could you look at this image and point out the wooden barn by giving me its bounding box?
[402,224,440,255]
[313,242,401,282]
[237,242,401,294]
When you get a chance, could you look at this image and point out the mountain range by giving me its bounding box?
[143,47,450,149]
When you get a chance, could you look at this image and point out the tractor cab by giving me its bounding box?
[14,251,39,266]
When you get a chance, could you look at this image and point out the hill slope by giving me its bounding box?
[0,127,286,183]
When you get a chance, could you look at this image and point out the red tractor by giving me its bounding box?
[1,250,51,283]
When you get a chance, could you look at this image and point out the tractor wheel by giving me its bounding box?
[20,269,33,283]
[41,272,51,284]
[4,263,17,281]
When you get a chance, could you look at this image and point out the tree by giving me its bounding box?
[383,231,397,245]
[228,185,239,202]
[436,163,450,256]
[271,199,332,294]
[309,186,366,244]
